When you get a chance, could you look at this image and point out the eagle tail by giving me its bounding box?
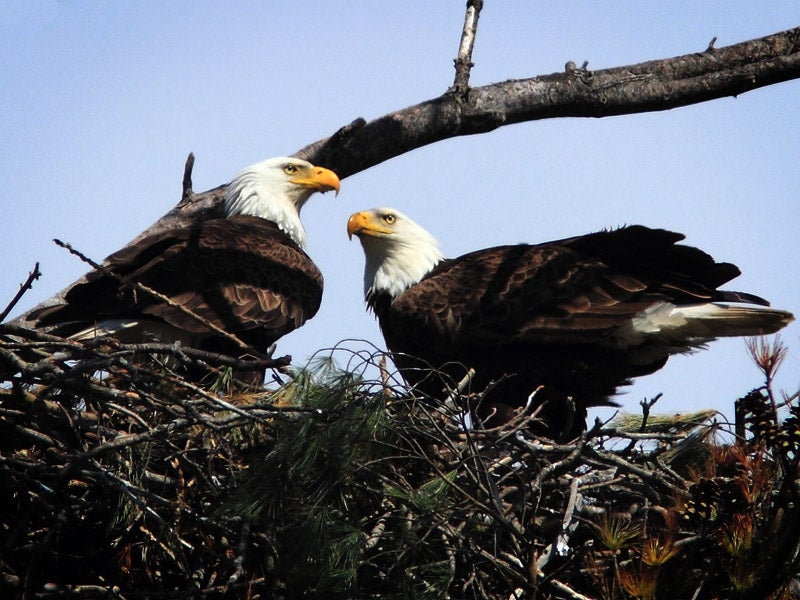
[645,302,794,341]
[54,318,197,345]
[65,319,142,341]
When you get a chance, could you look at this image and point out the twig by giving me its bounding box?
[451,0,484,94]
[532,441,585,490]
[598,428,685,442]
[227,518,251,585]
[585,446,686,498]
[537,475,582,572]
[444,367,475,410]
[463,419,524,537]
[378,353,393,397]
[548,578,596,600]
[0,262,41,323]
[181,152,195,201]
[364,511,391,550]
[38,583,123,597]
[621,392,663,454]
[110,341,288,371]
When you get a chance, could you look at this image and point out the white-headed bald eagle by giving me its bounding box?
[348,208,794,439]
[22,157,340,385]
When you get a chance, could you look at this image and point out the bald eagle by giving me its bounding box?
[348,208,794,439]
[22,157,340,385]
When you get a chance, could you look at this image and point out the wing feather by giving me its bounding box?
[381,226,742,352]
[32,215,322,350]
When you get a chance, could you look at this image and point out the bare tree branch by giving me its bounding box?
[1,263,41,323]
[301,25,800,174]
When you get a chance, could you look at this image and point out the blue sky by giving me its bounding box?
[2,2,798,424]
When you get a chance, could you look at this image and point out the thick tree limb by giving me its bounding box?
[298,25,800,177]
[11,25,800,320]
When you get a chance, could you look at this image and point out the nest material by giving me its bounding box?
[1,325,799,599]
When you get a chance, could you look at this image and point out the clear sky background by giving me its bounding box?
[2,2,798,426]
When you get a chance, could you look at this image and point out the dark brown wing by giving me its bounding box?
[380,225,745,352]
[31,215,323,350]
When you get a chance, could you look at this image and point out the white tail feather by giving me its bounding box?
[622,302,794,346]
[67,319,197,345]
[67,319,140,341]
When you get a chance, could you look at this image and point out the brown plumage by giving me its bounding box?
[20,157,340,386]
[28,216,323,355]
[348,208,794,439]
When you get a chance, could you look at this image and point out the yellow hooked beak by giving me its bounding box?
[291,165,341,195]
[347,210,393,240]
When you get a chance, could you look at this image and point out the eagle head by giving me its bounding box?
[225,156,340,247]
[347,208,444,300]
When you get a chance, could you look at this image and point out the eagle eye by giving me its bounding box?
[283,164,299,175]
[383,214,396,224]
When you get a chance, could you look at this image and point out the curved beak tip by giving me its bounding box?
[346,214,362,240]
[315,167,341,196]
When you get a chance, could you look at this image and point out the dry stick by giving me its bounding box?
[0,262,41,323]
[227,519,251,585]
[556,477,581,559]
[598,427,684,442]
[378,353,393,397]
[451,0,483,93]
[1,321,94,344]
[0,332,289,372]
[40,384,280,521]
[443,367,475,414]
[446,381,528,542]
[364,511,391,550]
[548,579,596,600]
[113,342,287,370]
[621,392,664,455]
[386,426,503,527]
[135,370,272,424]
[181,152,195,201]
[639,393,663,430]
[52,238,267,359]
[585,446,686,497]
[463,424,523,538]
[57,340,289,373]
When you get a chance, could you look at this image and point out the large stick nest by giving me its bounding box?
[1,326,799,599]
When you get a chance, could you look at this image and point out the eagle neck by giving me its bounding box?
[224,179,310,248]
[363,237,444,300]
[366,289,394,315]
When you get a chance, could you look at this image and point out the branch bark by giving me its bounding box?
[451,0,484,94]
[11,25,800,321]
[298,25,799,178]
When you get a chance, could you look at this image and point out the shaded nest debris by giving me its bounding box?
[1,325,799,599]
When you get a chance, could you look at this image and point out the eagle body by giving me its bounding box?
[21,157,340,385]
[29,215,323,355]
[349,209,794,439]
